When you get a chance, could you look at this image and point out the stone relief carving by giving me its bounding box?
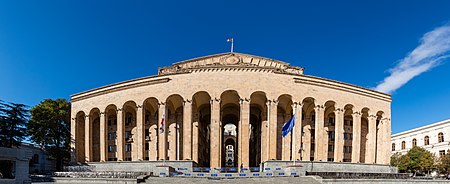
[158,53,304,75]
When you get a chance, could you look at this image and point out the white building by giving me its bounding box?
[391,118,450,158]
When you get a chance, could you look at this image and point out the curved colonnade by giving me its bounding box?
[71,53,392,168]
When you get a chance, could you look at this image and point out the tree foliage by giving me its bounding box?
[391,146,435,174]
[0,100,29,148]
[28,99,71,171]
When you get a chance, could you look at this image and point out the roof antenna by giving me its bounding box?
[227,38,234,52]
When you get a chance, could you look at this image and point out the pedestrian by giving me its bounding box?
[240,163,243,173]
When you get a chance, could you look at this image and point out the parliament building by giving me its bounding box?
[70,52,392,169]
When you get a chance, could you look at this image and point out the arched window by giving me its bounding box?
[401,141,406,150]
[439,132,444,143]
[412,138,417,147]
[424,136,430,145]
[392,143,395,151]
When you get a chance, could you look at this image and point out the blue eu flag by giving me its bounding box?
[282,114,295,137]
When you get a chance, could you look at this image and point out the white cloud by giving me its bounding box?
[374,24,450,94]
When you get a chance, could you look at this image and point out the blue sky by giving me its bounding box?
[1,1,450,134]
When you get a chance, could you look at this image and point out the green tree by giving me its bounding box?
[28,99,71,171]
[437,150,450,174]
[406,146,435,174]
[0,100,29,148]
[391,152,410,172]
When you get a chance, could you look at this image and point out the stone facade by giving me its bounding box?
[70,52,392,169]
[391,118,450,157]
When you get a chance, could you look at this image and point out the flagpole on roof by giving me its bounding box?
[227,38,234,52]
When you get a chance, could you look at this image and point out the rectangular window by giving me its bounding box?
[126,144,132,152]
[440,150,446,157]
[108,145,116,152]
[145,143,149,150]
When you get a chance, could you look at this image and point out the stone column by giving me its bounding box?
[85,115,91,162]
[168,114,176,160]
[376,119,384,164]
[366,115,377,164]
[351,112,361,163]
[117,109,124,161]
[314,106,325,161]
[210,98,221,168]
[282,113,291,160]
[100,112,107,162]
[334,109,344,162]
[192,119,199,163]
[268,100,278,160]
[136,105,144,161]
[239,98,250,168]
[158,103,167,160]
[384,118,392,164]
[302,124,311,161]
[70,117,77,163]
[261,101,269,162]
[291,102,303,160]
[183,100,192,160]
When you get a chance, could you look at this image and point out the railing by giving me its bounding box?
[63,165,94,172]
[192,167,261,173]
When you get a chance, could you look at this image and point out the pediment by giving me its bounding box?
[158,52,303,75]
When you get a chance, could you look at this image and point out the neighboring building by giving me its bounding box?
[70,52,392,169]
[21,143,56,174]
[391,119,450,157]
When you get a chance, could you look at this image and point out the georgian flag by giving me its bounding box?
[227,38,233,42]
[159,112,165,134]
[282,114,295,137]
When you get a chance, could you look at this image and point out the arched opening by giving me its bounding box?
[192,91,211,167]
[424,136,430,145]
[224,133,236,167]
[343,104,354,162]
[324,101,336,162]
[439,132,444,143]
[122,101,137,161]
[412,138,417,147]
[143,97,159,161]
[277,94,293,160]
[166,94,184,160]
[75,111,86,163]
[89,108,101,162]
[220,90,240,168]
[249,91,267,167]
[360,108,370,163]
[105,105,118,161]
[301,97,315,161]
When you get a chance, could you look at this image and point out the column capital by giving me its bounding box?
[100,111,105,115]
[368,114,377,120]
[351,112,361,118]
[314,105,324,111]
[210,98,221,104]
[85,115,90,118]
[117,108,123,112]
[334,108,344,114]
[158,102,166,106]
[268,99,279,106]
[183,99,192,104]
[239,98,250,104]
[137,105,143,109]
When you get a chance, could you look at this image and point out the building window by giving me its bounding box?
[401,141,406,150]
[424,136,430,145]
[392,143,395,151]
[328,131,335,141]
[439,132,444,143]
[412,138,417,147]
[125,112,133,125]
[108,132,117,140]
[328,144,334,152]
[440,150,446,157]
[145,143,149,151]
[126,144,132,152]
[108,145,116,152]
[328,117,335,126]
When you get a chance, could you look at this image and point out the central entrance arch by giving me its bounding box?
[220,90,241,168]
